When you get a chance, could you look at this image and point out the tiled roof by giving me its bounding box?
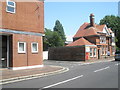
[78,22,90,31]
[108,28,113,33]
[66,37,95,47]
[96,24,106,32]
[73,23,106,38]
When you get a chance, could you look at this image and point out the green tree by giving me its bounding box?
[99,15,120,49]
[43,28,64,51]
[53,20,66,44]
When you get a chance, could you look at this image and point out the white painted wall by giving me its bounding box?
[43,51,48,60]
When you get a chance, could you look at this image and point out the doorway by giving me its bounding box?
[0,35,12,68]
[98,49,100,59]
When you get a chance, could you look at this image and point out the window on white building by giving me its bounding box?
[18,42,26,53]
[90,48,93,57]
[6,0,16,13]
[102,46,105,55]
[100,36,106,44]
[31,42,38,53]
[106,46,108,55]
[93,48,97,57]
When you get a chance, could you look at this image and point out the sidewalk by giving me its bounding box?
[72,57,115,64]
[85,57,115,62]
[0,65,68,85]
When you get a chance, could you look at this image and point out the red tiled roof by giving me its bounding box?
[78,22,90,31]
[73,23,106,38]
[66,37,95,47]
[108,28,113,33]
[73,27,98,38]
[96,24,106,32]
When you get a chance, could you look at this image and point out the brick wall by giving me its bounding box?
[1,1,44,33]
[0,1,2,28]
[12,34,43,67]
[48,46,85,61]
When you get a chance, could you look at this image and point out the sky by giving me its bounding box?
[44,1,119,41]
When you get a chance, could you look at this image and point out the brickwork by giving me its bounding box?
[0,1,44,68]
[12,34,43,67]
[48,46,86,61]
[1,1,44,33]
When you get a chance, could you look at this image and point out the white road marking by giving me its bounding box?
[43,75,83,89]
[1,68,69,85]
[94,66,110,72]
[115,63,120,66]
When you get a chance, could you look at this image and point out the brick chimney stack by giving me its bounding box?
[90,13,95,27]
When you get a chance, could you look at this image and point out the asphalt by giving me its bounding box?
[2,58,119,89]
[0,57,114,85]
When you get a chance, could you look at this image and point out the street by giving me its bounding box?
[2,60,119,89]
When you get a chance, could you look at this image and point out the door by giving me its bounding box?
[1,36,7,68]
[98,49,100,59]
[0,35,12,68]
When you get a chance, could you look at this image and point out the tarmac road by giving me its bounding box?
[2,60,119,89]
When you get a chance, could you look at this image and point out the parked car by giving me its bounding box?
[115,51,120,61]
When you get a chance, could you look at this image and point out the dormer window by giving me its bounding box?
[6,0,16,13]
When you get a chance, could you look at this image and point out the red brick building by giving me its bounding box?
[67,14,116,60]
[0,0,44,70]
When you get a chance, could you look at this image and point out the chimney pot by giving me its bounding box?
[90,13,95,26]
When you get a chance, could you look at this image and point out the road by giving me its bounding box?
[2,60,119,89]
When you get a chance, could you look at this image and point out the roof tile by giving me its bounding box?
[73,23,107,38]
[66,37,95,47]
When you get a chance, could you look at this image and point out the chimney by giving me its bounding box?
[90,13,95,27]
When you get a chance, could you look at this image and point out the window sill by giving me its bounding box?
[32,52,39,54]
[18,52,26,54]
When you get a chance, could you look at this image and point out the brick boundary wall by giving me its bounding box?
[48,46,85,61]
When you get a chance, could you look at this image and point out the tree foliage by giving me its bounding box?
[43,28,64,51]
[53,20,66,43]
[99,15,120,49]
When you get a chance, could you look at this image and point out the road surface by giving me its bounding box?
[2,60,119,89]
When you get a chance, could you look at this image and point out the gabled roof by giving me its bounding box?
[73,23,108,38]
[95,24,106,32]
[73,26,98,38]
[66,37,95,47]
[108,28,113,33]
[78,22,90,31]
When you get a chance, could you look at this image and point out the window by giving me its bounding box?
[6,0,16,13]
[90,48,93,57]
[102,46,105,55]
[93,48,97,57]
[18,42,26,53]
[106,46,108,55]
[112,37,115,43]
[100,36,106,44]
[31,42,38,53]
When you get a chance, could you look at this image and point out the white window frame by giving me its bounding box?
[93,48,97,57]
[102,46,106,55]
[90,48,93,57]
[106,46,108,55]
[100,36,106,44]
[31,42,38,53]
[6,0,16,13]
[18,42,26,53]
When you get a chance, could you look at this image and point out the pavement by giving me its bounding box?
[0,65,69,85]
[0,57,115,85]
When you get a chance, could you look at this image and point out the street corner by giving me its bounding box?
[1,65,69,85]
[42,65,69,76]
